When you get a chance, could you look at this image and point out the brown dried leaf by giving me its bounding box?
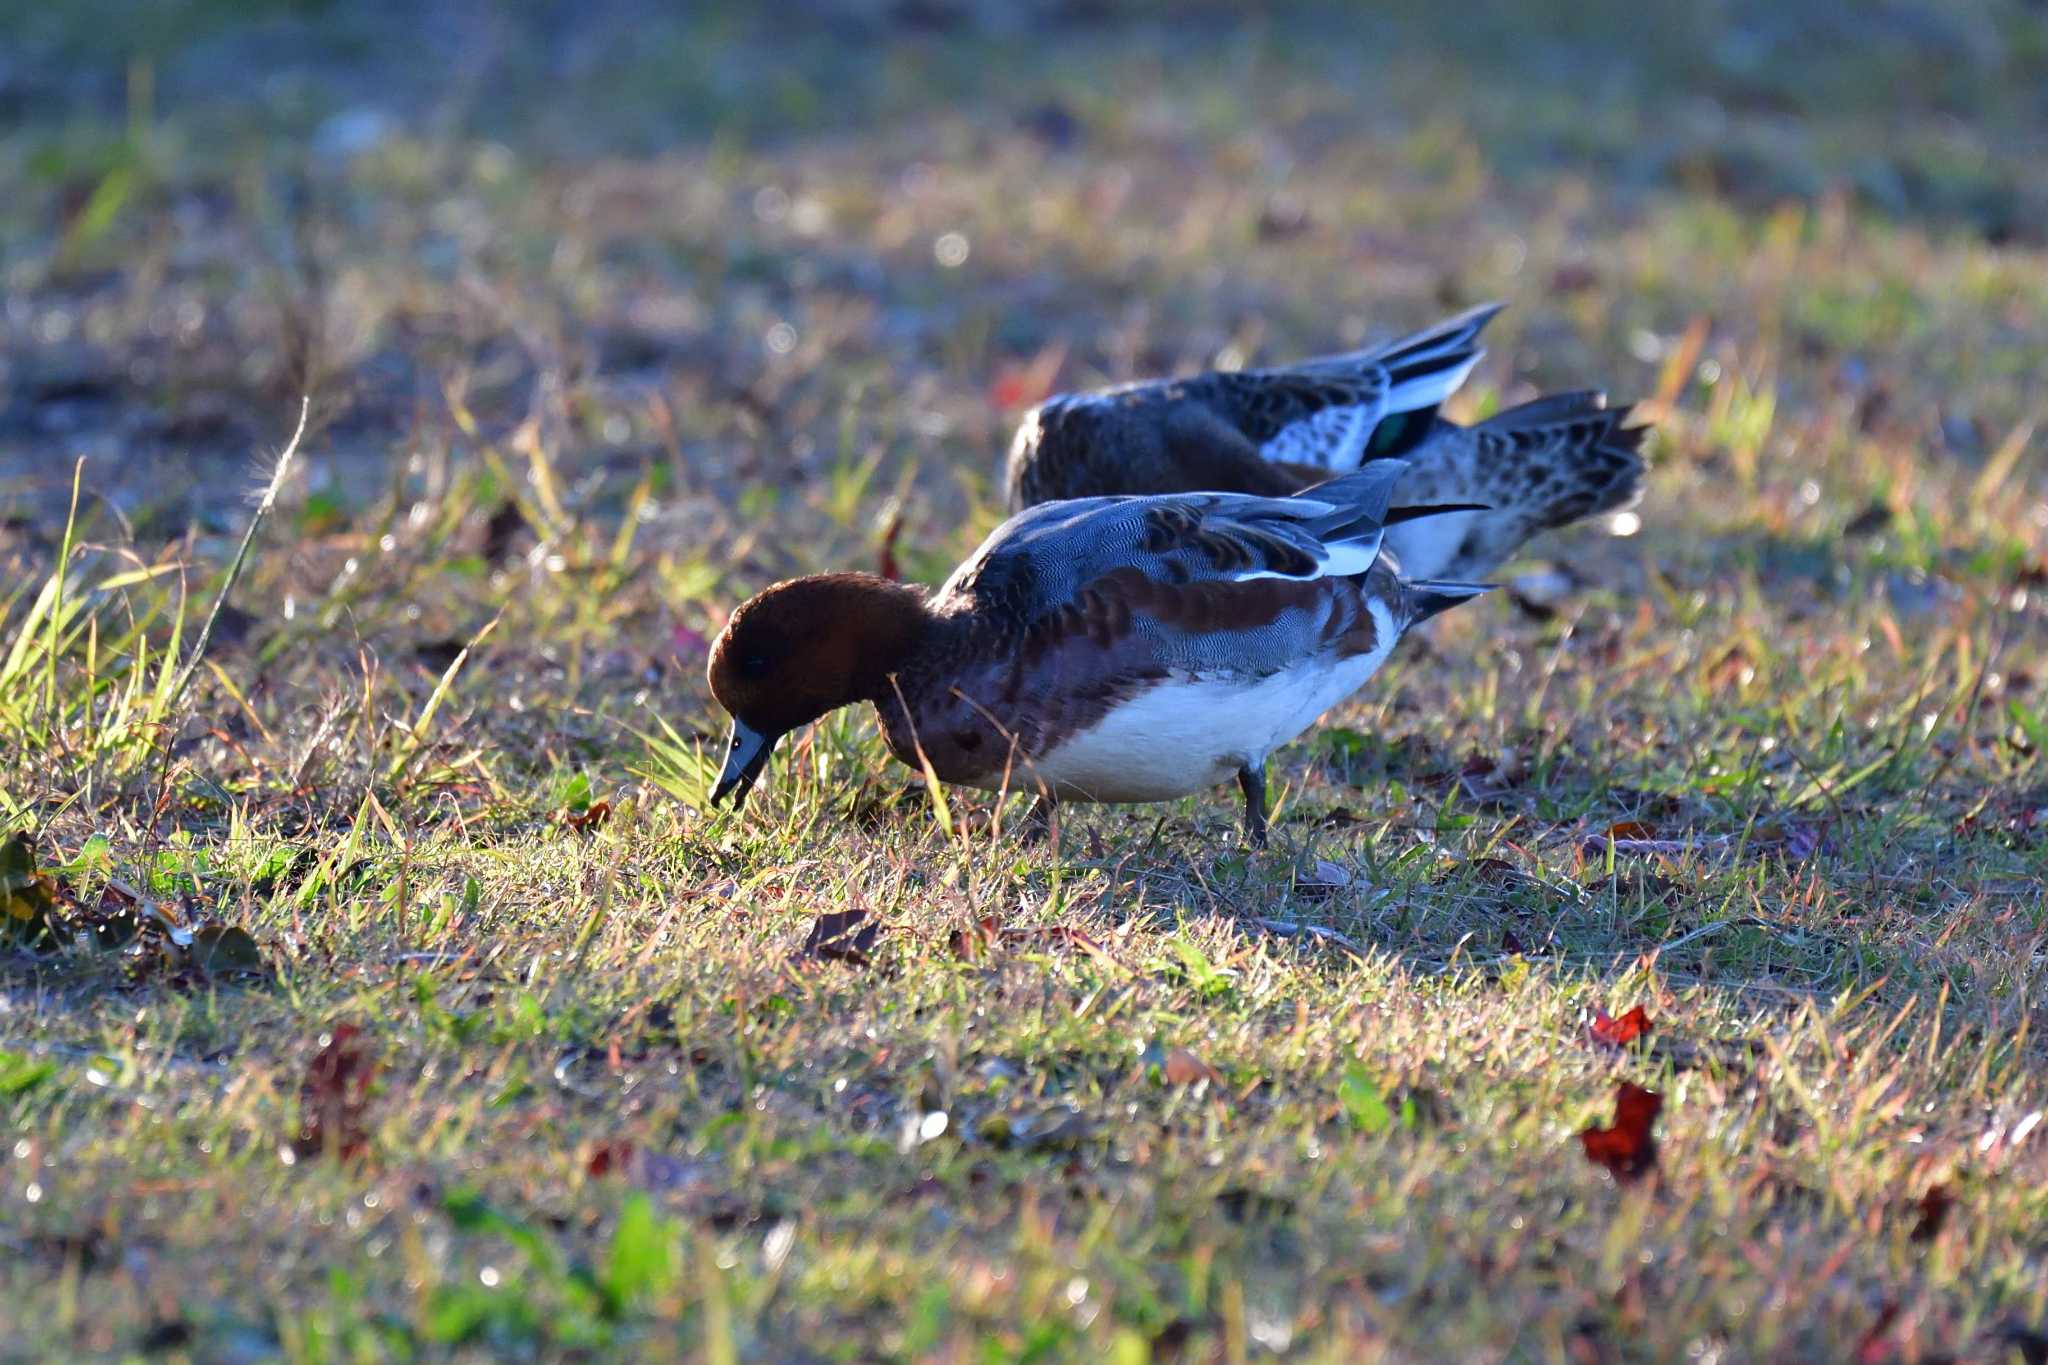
[949,915,999,961]
[291,1025,377,1163]
[1163,1048,1216,1087]
[561,799,612,832]
[797,909,880,966]
[1910,1183,1955,1242]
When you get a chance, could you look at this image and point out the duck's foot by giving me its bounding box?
[1018,794,1061,847]
[1237,765,1269,849]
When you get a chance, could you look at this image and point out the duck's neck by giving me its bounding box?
[816,573,938,705]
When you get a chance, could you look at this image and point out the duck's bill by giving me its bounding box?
[710,719,779,808]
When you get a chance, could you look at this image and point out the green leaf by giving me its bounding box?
[1338,1062,1391,1134]
[602,1194,675,1311]
[555,771,593,814]
[0,1049,57,1097]
[2010,700,2048,755]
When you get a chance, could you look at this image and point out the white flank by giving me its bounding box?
[1260,403,1375,473]
[974,601,1400,802]
[1381,509,1482,582]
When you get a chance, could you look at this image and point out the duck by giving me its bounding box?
[706,461,1491,845]
[1002,303,1647,581]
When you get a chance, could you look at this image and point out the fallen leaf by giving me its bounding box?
[988,341,1067,411]
[1292,858,1353,897]
[670,623,711,660]
[562,799,612,832]
[186,925,269,978]
[797,910,880,966]
[1579,1081,1661,1183]
[586,1139,636,1178]
[482,501,526,563]
[1163,1048,1216,1087]
[1550,262,1600,295]
[1844,501,1893,538]
[949,915,999,961]
[1256,191,1312,240]
[0,832,65,950]
[1855,1300,1901,1364]
[1602,820,1656,842]
[291,1025,378,1163]
[1590,1005,1653,1048]
[1910,1183,1954,1242]
[976,1104,1094,1151]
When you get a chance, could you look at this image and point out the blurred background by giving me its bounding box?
[2,0,2043,548]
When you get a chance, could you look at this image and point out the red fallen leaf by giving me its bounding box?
[1578,1081,1661,1183]
[1549,262,1600,295]
[1590,1005,1653,1047]
[877,506,904,582]
[670,623,711,660]
[586,1139,636,1178]
[561,799,612,832]
[1910,1183,1954,1242]
[797,909,880,966]
[1500,928,1527,954]
[988,341,1068,411]
[1855,1300,1901,1364]
[292,1025,377,1163]
[1602,820,1656,842]
[949,915,999,961]
[1163,1048,1216,1087]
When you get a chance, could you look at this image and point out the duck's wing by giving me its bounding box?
[941,461,1412,622]
[1197,303,1502,476]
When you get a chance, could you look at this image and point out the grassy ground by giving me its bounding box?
[3,1,2048,1359]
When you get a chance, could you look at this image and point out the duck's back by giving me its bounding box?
[1003,305,1501,510]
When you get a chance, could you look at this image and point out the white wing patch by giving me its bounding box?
[1226,532,1384,585]
[1259,402,1378,473]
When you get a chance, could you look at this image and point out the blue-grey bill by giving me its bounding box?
[710,719,776,807]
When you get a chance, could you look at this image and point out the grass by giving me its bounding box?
[2,1,2047,1359]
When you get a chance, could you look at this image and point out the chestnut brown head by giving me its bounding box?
[705,573,929,806]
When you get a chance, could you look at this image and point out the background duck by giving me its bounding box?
[1003,306,1648,581]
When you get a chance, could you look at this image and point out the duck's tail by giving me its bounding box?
[1475,391,1649,526]
[1405,578,1496,624]
[1381,392,1649,581]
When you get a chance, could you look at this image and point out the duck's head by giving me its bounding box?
[705,572,930,808]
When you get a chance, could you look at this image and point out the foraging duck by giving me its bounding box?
[707,462,1490,844]
[1003,304,1646,581]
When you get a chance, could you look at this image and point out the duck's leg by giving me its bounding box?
[1237,765,1269,849]
[1020,794,1061,846]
